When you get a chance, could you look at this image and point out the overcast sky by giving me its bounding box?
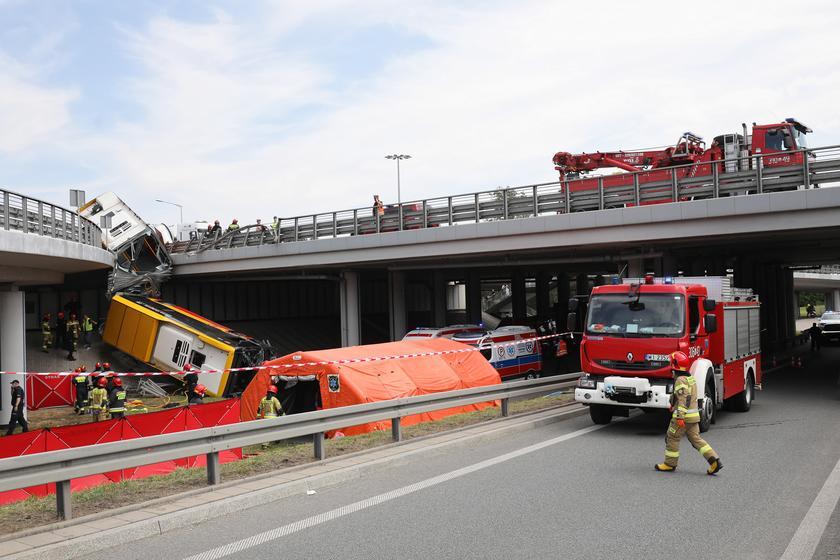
[2,0,839,227]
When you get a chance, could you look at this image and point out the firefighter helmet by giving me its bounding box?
[113,377,123,387]
[195,384,207,396]
[183,363,192,371]
[98,377,108,387]
[80,365,87,372]
[268,385,278,394]
[103,362,111,370]
[670,351,690,373]
[95,362,102,370]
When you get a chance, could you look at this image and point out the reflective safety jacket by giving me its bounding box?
[258,396,283,418]
[41,320,51,335]
[74,375,89,396]
[82,317,95,332]
[89,388,108,411]
[670,374,700,424]
[108,388,127,413]
[66,319,80,338]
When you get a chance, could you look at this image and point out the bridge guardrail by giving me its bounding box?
[1,188,102,247]
[0,373,581,520]
[168,145,840,255]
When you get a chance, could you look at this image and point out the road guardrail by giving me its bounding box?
[1,188,102,247]
[0,373,580,521]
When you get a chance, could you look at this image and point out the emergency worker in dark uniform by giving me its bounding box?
[655,352,722,474]
[182,364,198,402]
[108,378,127,419]
[73,366,89,414]
[5,379,29,435]
[188,384,207,405]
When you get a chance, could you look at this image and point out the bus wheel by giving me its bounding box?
[589,404,612,425]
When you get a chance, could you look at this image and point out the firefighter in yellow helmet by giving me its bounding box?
[655,351,723,475]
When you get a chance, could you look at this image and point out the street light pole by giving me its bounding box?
[155,199,184,225]
[384,154,411,204]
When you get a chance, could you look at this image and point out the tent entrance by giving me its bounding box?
[274,376,321,415]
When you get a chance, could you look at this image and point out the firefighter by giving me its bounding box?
[108,378,127,419]
[182,363,198,402]
[258,385,284,449]
[4,380,28,436]
[65,313,80,360]
[189,384,207,405]
[88,377,110,422]
[655,352,723,475]
[226,219,240,232]
[73,366,89,415]
[41,313,52,352]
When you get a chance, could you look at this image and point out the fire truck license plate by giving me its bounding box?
[645,354,670,362]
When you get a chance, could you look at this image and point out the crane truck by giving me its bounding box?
[571,275,761,432]
[553,118,812,202]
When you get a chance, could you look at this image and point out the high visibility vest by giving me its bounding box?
[41,321,51,335]
[67,320,80,337]
[227,223,240,231]
[671,375,700,423]
[89,388,107,410]
[258,397,283,418]
[272,219,280,231]
[109,389,127,413]
[83,318,94,332]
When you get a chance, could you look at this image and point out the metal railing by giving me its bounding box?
[168,145,840,255]
[0,374,580,520]
[0,188,102,247]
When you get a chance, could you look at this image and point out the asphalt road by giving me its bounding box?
[81,348,840,560]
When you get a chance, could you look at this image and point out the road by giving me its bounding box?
[81,348,840,560]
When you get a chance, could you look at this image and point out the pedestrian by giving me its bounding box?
[4,379,28,436]
[807,322,822,351]
[258,385,284,448]
[82,314,97,349]
[188,384,207,405]
[73,366,89,415]
[65,313,80,360]
[373,195,384,217]
[41,313,52,353]
[655,352,722,475]
[108,378,127,419]
[226,218,240,232]
[88,377,109,422]
[55,311,66,349]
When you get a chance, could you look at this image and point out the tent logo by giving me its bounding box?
[327,374,340,393]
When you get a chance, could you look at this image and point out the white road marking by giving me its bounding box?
[780,452,840,560]
[183,422,611,560]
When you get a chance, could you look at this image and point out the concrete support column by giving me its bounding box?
[0,288,26,426]
[466,270,482,325]
[556,273,570,327]
[511,271,526,321]
[432,271,446,326]
[832,290,840,312]
[536,272,551,318]
[339,271,361,347]
[388,271,406,341]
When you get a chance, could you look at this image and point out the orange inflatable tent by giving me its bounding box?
[240,338,501,436]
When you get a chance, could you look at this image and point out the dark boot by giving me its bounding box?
[707,457,723,475]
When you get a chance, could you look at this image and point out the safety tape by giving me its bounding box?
[0,332,570,377]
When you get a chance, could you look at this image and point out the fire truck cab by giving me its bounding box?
[573,275,760,431]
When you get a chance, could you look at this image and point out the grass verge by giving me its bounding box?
[0,392,573,536]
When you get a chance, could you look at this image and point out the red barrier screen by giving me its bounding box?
[0,399,244,506]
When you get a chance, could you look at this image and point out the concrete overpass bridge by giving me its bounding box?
[0,188,112,424]
[160,145,840,353]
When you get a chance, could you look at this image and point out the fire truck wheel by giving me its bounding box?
[728,372,754,413]
[699,379,715,433]
[589,404,612,425]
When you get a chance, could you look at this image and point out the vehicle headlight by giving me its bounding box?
[578,376,597,389]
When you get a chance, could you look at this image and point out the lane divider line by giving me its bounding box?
[779,451,840,560]
[183,421,609,560]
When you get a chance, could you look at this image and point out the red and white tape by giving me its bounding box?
[0,332,568,377]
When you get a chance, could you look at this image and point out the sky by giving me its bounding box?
[1,0,839,227]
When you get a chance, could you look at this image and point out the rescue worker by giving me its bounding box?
[88,377,109,422]
[41,313,52,352]
[73,366,89,415]
[226,219,240,232]
[807,322,822,351]
[55,311,66,349]
[65,313,80,360]
[209,220,222,236]
[271,216,280,235]
[258,385,284,448]
[373,195,384,216]
[4,379,28,435]
[188,384,207,405]
[108,378,127,419]
[182,363,198,402]
[655,352,723,475]
[82,314,97,349]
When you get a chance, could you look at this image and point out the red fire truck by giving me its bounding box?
[572,275,761,432]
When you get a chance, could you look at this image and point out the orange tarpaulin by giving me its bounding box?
[241,339,502,436]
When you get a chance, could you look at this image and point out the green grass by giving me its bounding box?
[0,392,573,535]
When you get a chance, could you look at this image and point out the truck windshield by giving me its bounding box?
[586,293,685,337]
[793,128,808,149]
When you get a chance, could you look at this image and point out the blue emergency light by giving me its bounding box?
[664,276,674,284]
[610,275,621,285]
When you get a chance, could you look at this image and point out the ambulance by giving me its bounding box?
[402,324,485,340]
[453,325,543,380]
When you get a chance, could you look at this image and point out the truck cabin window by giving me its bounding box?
[688,296,701,334]
[586,294,685,337]
[765,128,793,151]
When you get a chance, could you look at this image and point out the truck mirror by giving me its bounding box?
[567,312,577,332]
[703,299,716,312]
[704,314,717,334]
[568,298,578,312]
